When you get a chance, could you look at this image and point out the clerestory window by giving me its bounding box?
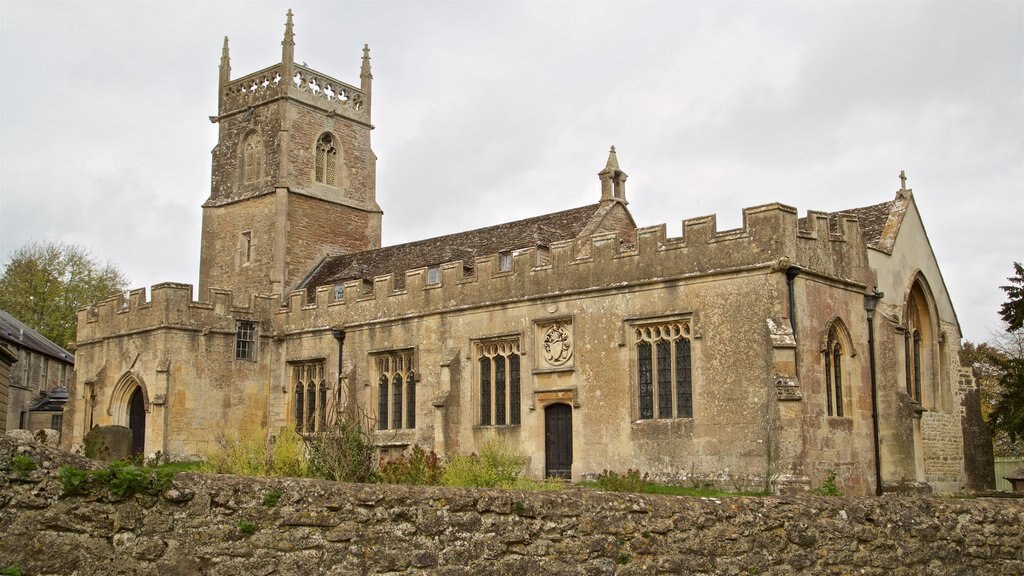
[375,350,415,430]
[635,321,693,420]
[315,133,337,186]
[477,338,521,426]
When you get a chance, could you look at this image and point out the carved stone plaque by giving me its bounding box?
[536,319,574,371]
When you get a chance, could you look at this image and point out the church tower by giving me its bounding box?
[199,11,382,297]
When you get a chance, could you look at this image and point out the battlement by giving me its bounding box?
[77,201,875,342]
[273,202,873,331]
[76,283,278,344]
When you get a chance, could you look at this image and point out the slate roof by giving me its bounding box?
[300,204,602,291]
[0,310,74,364]
[838,200,896,248]
[798,199,896,249]
[29,386,68,412]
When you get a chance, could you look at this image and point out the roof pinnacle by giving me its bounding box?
[604,145,620,171]
[899,169,908,191]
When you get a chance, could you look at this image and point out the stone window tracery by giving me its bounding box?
[375,351,415,430]
[477,338,521,426]
[242,133,263,183]
[824,326,845,417]
[293,361,326,434]
[315,133,337,186]
[635,321,692,420]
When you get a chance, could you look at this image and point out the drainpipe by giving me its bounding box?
[864,289,884,495]
[332,329,345,403]
[786,266,802,375]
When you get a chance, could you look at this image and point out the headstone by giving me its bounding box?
[83,425,134,461]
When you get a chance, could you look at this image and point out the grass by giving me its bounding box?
[154,461,203,474]
[580,469,766,497]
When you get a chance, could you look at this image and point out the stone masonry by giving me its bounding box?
[1,436,1021,575]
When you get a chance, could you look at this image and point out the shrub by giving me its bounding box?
[305,409,378,483]
[57,461,174,499]
[593,469,648,492]
[11,454,36,477]
[0,567,23,576]
[442,438,527,488]
[237,519,256,535]
[811,469,842,496]
[199,426,272,476]
[269,428,307,477]
[379,445,444,485]
[262,488,282,507]
[58,465,89,497]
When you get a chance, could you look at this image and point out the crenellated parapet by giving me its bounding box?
[796,211,873,286]
[76,283,277,345]
[273,202,873,331]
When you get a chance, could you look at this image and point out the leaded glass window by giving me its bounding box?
[293,361,325,434]
[635,321,693,420]
[477,338,521,426]
[375,350,415,430]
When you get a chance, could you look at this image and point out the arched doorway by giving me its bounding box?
[128,387,146,456]
[544,403,573,479]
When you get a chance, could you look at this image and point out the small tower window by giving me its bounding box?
[315,133,337,186]
[242,133,263,183]
[498,251,513,272]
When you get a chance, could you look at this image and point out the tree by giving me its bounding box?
[0,241,128,348]
[961,338,1024,456]
[976,264,1024,450]
[999,262,1024,332]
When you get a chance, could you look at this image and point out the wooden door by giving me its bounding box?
[545,403,572,479]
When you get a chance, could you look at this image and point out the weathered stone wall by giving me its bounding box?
[1,436,1020,576]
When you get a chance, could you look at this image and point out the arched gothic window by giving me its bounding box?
[477,339,521,426]
[315,133,337,186]
[242,133,263,183]
[375,351,415,430]
[824,327,845,417]
[293,361,325,434]
[635,321,693,420]
[904,284,933,405]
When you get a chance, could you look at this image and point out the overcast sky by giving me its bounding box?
[1,0,1021,343]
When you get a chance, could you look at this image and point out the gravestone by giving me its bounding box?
[83,425,134,461]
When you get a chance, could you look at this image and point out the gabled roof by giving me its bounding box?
[300,203,603,291]
[839,200,895,248]
[797,192,909,254]
[0,310,74,364]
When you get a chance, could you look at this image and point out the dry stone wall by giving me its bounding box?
[1,436,1021,576]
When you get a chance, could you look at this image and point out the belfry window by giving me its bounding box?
[375,350,415,430]
[242,133,263,183]
[235,321,256,360]
[635,321,692,420]
[477,338,521,426]
[293,361,326,434]
[824,327,845,417]
[315,133,337,186]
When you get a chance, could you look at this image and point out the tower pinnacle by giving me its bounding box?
[219,36,231,81]
[360,43,373,93]
[281,9,295,80]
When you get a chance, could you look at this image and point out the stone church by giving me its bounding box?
[64,12,986,495]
